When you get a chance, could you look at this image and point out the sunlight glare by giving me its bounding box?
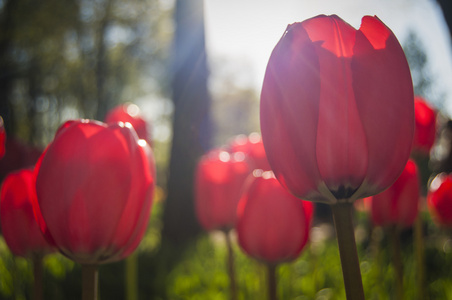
[219,151,230,162]
[126,103,140,117]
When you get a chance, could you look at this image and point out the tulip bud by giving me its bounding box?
[260,15,414,204]
[428,173,452,227]
[236,171,313,264]
[105,103,152,147]
[229,133,271,171]
[370,159,420,227]
[195,149,252,231]
[34,120,155,264]
[0,169,54,257]
[413,96,436,155]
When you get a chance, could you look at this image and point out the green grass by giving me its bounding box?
[2,205,452,299]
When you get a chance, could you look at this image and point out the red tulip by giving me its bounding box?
[229,133,271,171]
[195,149,252,231]
[0,116,5,159]
[413,96,436,154]
[260,15,414,203]
[428,173,452,227]
[105,103,152,146]
[104,103,156,179]
[0,168,54,257]
[34,120,155,264]
[369,159,420,227]
[236,171,313,264]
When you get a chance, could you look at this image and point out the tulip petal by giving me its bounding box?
[302,16,369,197]
[261,22,324,201]
[352,16,414,197]
[0,169,52,256]
[110,140,154,262]
[301,15,355,58]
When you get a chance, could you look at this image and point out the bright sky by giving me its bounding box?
[204,0,452,115]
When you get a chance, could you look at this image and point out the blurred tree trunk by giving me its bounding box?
[27,58,40,144]
[0,0,16,134]
[162,0,212,243]
[95,0,113,121]
[436,0,452,173]
[438,0,452,34]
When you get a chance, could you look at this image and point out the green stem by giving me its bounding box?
[126,253,138,300]
[331,202,365,300]
[266,263,277,300]
[414,216,425,300]
[82,264,98,300]
[224,230,237,300]
[12,257,24,299]
[32,254,43,300]
[390,226,403,300]
[370,227,385,298]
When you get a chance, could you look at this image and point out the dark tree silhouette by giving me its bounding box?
[162,0,212,243]
[438,0,452,34]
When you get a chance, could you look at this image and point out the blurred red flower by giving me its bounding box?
[413,96,436,155]
[236,171,313,264]
[34,119,155,264]
[428,173,452,227]
[229,132,271,171]
[105,103,152,147]
[195,149,252,231]
[0,168,54,257]
[260,15,414,203]
[369,159,420,227]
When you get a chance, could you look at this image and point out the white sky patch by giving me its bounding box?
[204,0,452,115]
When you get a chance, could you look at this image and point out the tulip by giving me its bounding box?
[105,104,154,300]
[410,97,435,299]
[260,15,413,204]
[0,168,54,300]
[195,149,252,300]
[260,15,414,299]
[428,173,452,227]
[34,119,155,300]
[370,159,420,228]
[195,149,251,231]
[229,132,272,171]
[413,96,436,155]
[1,168,53,256]
[369,159,420,299]
[104,103,152,146]
[236,170,313,300]
[237,170,313,263]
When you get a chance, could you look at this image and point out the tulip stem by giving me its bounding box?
[126,253,138,300]
[414,215,425,300]
[82,264,98,300]
[370,227,385,298]
[266,263,277,300]
[224,230,237,300]
[390,226,404,300]
[32,253,43,300]
[331,202,365,300]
